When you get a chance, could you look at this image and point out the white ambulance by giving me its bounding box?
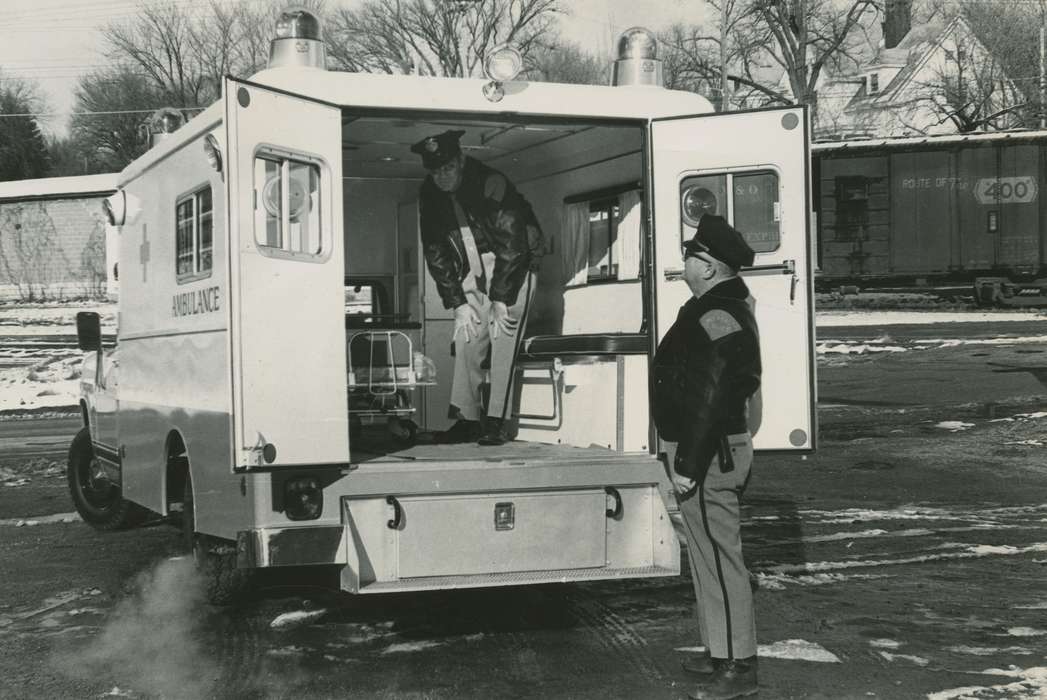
[69,9,816,602]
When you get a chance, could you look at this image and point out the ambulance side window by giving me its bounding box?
[253,154,323,256]
[175,185,213,282]
[680,170,780,254]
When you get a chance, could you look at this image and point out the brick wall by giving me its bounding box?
[0,197,110,301]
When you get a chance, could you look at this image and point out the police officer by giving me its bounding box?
[411,130,543,446]
[651,213,761,700]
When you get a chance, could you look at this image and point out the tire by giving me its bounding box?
[182,473,252,605]
[67,427,144,531]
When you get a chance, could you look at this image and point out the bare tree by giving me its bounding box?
[325,0,563,77]
[907,36,1027,132]
[661,0,880,108]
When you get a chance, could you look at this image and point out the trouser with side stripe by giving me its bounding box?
[676,433,756,659]
[450,271,536,422]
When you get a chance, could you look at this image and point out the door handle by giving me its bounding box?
[386,495,403,529]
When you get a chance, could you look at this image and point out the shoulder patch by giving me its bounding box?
[699,309,742,340]
[484,174,507,202]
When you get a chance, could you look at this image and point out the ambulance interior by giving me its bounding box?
[340,112,650,455]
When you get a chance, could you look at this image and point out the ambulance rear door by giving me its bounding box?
[224,77,349,469]
[649,107,815,452]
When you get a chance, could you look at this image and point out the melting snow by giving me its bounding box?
[755,572,888,590]
[763,542,1047,575]
[947,646,1036,656]
[879,651,930,666]
[270,609,327,629]
[927,666,1047,700]
[758,639,841,663]
[0,512,79,527]
[869,639,902,649]
[381,640,444,654]
[818,311,1047,327]
[935,421,975,432]
[1007,627,1047,638]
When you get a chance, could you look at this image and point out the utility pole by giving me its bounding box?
[1040,25,1046,128]
[720,0,731,111]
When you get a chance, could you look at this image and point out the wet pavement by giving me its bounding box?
[0,320,1045,699]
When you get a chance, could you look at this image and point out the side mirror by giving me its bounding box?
[76,312,102,352]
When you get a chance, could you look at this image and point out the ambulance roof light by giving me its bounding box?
[612,27,663,88]
[274,6,321,40]
[268,7,326,70]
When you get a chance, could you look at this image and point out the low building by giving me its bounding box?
[0,174,119,301]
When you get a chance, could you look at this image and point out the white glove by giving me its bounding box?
[489,301,518,340]
[453,303,481,343]
[673,473,697,496]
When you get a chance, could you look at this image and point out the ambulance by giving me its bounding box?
[69,8,816,602]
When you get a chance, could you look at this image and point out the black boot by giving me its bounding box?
[477,417,506,446]
[435,419,480,444]
[689,657,758,700]
[681,649,717,677]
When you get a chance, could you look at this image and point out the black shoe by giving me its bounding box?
[477,418,506,446]
[681,649,717,676]
[689,657,758,699]
[435,420,480,444]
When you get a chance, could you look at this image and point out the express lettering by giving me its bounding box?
[172,286,220,317]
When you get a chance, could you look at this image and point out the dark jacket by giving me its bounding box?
[419,156,543,309]
[650,277,761,481]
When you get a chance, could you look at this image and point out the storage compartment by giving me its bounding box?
[396,490,606,577]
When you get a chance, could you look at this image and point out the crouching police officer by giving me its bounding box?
[651,213,761,700]
[411,130,544,446]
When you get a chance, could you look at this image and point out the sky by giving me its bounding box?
[2,0,699,138]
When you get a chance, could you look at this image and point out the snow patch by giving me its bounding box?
[763,542,1047,575]
[879,651,930,666]
[818,311,1047,327]
[927,666,1047,700]
[755,572,888,590]
[869,639,902,649]
[758,639,841,663]
[0,512,79,527]
[935,421,975,432]
[381,640,444,654]
[270,609,327,629]
[947,646,1035,656]
[1007,627,1047,638]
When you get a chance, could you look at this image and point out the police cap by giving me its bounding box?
[682,214,755,270]
[410,130,466,169]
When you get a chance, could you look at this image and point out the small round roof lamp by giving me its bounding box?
[484,44,523,83]
[275,7,321,40]
[616,27,658,60]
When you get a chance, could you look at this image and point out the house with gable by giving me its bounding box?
[790,1,1025,140]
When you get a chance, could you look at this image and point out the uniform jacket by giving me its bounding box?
[419,156,543,310]
[650,277,761,480]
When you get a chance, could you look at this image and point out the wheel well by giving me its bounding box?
[79,401,90,430]
[165,431,189,511]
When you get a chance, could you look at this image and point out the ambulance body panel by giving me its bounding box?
[74,30,815,592]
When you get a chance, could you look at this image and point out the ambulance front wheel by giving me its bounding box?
[182,474,252,605]
[67,427,146,531]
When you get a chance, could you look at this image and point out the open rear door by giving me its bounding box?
[225,77,349,469]
[650,107,815,452]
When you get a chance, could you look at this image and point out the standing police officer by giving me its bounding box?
[411,130,544,446]
[651,213,761,700]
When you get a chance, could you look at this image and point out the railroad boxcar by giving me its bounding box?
[813,131,1047,303]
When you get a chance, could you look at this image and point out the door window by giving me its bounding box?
[679,170,781,254]
[254,153,323,257]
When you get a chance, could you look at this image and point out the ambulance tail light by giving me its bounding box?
[284,476,323,521]
[268,7,326,70]
[611,27,663,88]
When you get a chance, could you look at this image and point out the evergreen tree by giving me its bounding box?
[0,83,50,181]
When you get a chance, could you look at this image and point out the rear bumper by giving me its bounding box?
[236,472,679,593]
